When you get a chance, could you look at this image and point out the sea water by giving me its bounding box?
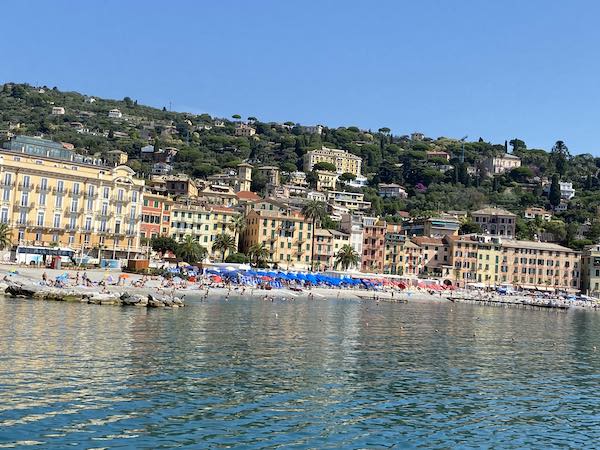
[0,296,599,448]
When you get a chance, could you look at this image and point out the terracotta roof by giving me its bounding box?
[411,236,444,246]
[236,191,261,201]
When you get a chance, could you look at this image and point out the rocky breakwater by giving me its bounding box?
[4,282,184,308]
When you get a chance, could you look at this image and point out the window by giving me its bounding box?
[37,211,44,226]
[73,183,80,195]
[103,187,110,199]
[20,192,28,207]
[0,208,7,224]
[57,180,64,194]
[53,213,61,228]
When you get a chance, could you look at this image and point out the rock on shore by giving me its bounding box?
[3,282,184,308]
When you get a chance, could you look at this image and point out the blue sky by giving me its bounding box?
[2,0,599,153]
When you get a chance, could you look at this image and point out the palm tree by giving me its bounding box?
[247,242,270,267]
[175,235,207,264]
[301,200,327,271]
[335,244,359,271]
[229,215,246,252]
[0,223,12,250]
[213,232,236,262]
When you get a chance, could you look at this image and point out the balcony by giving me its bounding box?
[95,212,114,220]
[0,181,15,189]
[84,192,98,199]
[65,225,79,233]
[52,187,68,195]
[13,202,35,211]
[35,185,51,193]
[16,220,33,227]
[68,190,82,198]
[17,183,34,191]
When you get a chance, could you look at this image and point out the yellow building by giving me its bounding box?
[240,208,312,270]
[0,136,145,258]
[303,146,362,176]
[315,170,338,191]
[170,203,241,260]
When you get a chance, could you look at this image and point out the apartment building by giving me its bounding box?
[472,207,517,237]
[0,136,144,258]
[449,234,580,291]
[170,203,240,260]
[140,192,173,239]
[403,215,460,237]
[303,146,362,176]
[313,229,351,271]
[378,183,408,199]
[361,217,386,273]
[240,208,312,271]
[581,244,600,296]
[412,236,452,278]
[326,190,371,211]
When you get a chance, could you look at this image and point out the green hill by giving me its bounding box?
[2,82,600,248]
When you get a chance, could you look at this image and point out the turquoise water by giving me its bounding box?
[1,296,600,449]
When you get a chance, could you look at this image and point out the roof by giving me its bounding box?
[472,207,516,217]
[494,153,521,160]
[502,240,579,253]
[236,191,261,202]
[411,237,444,246]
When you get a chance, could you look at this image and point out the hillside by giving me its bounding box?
[2,82,600,248]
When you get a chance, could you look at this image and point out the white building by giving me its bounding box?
[51,106,65,115]
[108,109,123,119]
[152,162,173,175]
[482,154,521,175]
[234,123,256,137]
[378,183,408,198]
[543,181,575,200]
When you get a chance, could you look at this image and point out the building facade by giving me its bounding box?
[0,136,144,258]
[240,209,312,270]
[303,146,362,176]
[472,207,517,238]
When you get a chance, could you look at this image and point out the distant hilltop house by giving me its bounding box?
[482,153,521,175]
[543,181,575,200]
[108,108,123,119]
[378,183,408,199]
[524,207,553,221]
[303,124,323,135]
[140,144,178,164]
[51,106,65,115]
[303,146,362,177]
[234,123,256,137]
[213,120,225,127]
[426,150,450,161]
[472,207,517,238]
[105,150,128,166]
[411,132,425,141]
[152,162,173,175]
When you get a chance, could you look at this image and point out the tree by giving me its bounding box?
[509,139,526,153]
[228,215,246,251]
[339,172,356,183]
[0,223,12,249]
[247,242,270,267]
[335,244,359,270]
[232,114,241,120]
[459,220,482,235]
[551,140,570,176]
[150,236,179,255]
[301,200,327,270]
[213,232,236,262]
[312,161,337,172]
[225,252,248,263]
[549,174,561,207]
[175,235,207,264]
[123,96,133,107]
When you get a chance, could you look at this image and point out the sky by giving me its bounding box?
[2,0,600,153]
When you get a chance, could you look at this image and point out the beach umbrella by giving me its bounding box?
[210,274,223,282]
[261,276,273,281]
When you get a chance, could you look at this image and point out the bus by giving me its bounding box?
[14,246,75,265]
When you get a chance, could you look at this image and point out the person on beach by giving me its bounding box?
[42,272,47,285]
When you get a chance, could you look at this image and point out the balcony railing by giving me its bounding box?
[17,183,34,191]
[35,185,51,193]
[0,181,15,189]
[52,187,68,195]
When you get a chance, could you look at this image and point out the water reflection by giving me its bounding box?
[0,296,599,448]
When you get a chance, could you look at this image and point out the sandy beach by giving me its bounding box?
[0,264,444,304]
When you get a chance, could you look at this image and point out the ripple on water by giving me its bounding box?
[1,296,600,448]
